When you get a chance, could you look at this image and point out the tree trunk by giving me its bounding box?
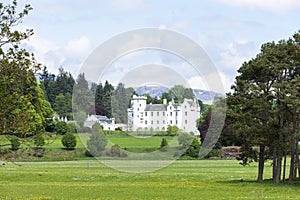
[282,150,287,182]
[295,143,300,179]
[289,112,297,185]
[289,141,296,184]
[275,153,282,184]
[257,145,265,182]
[272,147,277,182]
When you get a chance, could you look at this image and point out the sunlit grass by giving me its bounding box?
[0,159,299,199]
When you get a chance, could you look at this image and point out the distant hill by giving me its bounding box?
[135,85,223,104]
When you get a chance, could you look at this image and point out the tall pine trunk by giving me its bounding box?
[282,151,287,182]
[257,145,265,182]
[289,112,298,184]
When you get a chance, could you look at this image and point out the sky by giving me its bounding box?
[16,0,300,93]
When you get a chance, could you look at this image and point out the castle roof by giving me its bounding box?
[145,104,167,111]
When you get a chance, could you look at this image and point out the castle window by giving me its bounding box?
[157,120,159,124]
[157,112,159,116]
[185,111,187,116]
[145,112,147,116]
[185,120,187,124]
[163,112,165,116]
[151,112,153,116]
[176,112,178,116]
[139,104,141,107]
[170,112,172,116]
[137,108,139,111]
[151,120,153,124]
[163,120,165,124]
[170,120,172,124]
[176,120,178,124]
[145,120,147,124]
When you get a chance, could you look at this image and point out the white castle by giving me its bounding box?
[127,95,200,134]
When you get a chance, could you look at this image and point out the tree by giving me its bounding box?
[102,80,114,118]
[54,121,70,135]
[34,134,45,148]
[227,32,300,184]
[185,138,200,158]
[169,85,195,103]
[61,133,77,150]
[95,83,104,115]
[73,73,93,128]
[86,123,108,156]
[167,125,179,136]
[111,83,131,123]
[178,132,194,149]
[0,1,53,153]
[160,138,168,152]
[53,93,72,119]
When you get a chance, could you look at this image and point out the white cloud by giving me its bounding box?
[218,40,258,72]
[217,0,300,13]
[188,72,232,94]
[23,35,92,76]
[64,36,91,58]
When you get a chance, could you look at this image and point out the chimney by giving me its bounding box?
[163,99,167,104]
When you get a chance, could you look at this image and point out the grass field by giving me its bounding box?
[0,159,300,199]
[0,134,178,161]
[1,134,300,199]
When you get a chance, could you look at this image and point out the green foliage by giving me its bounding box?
[178,132,194,149]
[86,126,108,157]
[61,133,77,150]
[68,122,80,133]
[53,93,72,119]
[111,83,130,123]
[227,31,300,183]
[34,134,45,147]
[169,85,195,103]
[185,138,200,158]
[0,1,53,153]
[110,144,121,156]
[167,125,179,136]
[205,149,222,158]
[39,66,75,116]
[160,138,168,152]
[72,73,93,125]
[9,136,20,151]
[54,121,70,135]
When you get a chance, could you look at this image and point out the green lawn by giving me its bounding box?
[0,159,299,199]
[0,134,179,161]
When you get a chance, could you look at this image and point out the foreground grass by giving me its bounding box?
[0,159,299,199]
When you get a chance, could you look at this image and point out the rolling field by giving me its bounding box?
[1,159,300,199]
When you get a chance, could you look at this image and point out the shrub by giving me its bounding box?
[205,149,222,158]
[110,144,121,156]
[55,121,70,135]
[45,120,56,132]
[61,133,77,150]
[167,125,179,136]
[82,126,93,133]
[10,136,20,151]
[68,122,80,133]
[160,138,168,152]
[178,132,194,149]
[185,138,200,158]
[33,148,45,157]
[87,125,107,157]
[34,134,45,147]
